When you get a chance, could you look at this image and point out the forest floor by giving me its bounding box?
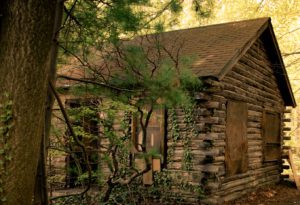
[51,180,300,204]
[225,180,300,205]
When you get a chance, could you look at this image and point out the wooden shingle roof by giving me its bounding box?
[145,18,269,77]
[132,17,296,107]
[58,18,296,107]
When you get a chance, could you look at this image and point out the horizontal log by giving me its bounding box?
[193,148,223,156]
[282,165,290,169]
[247,122,261,128]
[248,163,262,170]
[194,92,211,101]
[205,181,221,190]
[213,140,226,147]
[248,104,264,112]
[222,90,257,105]
[248,134,261,140]
[221,164,280,183]
[247,151,262,157]
[210,94,227,103]
[212,110,226,118]
[221,176,256,190]
[201,101,221,109]
[247,128,261,134]
[284,109,292,113]
[245,50,274,76]
[198,165,222,173]
[201,196,224,205]
[210,125,225,132]
[248,146,262,152]
[221,175,280,202]
[282,145,291,150]
[214,156,225,162]
[224,69,283,106]
[205,87,223,93]
[248,115,263,123]
[248,140,262,146]
[248,110,262,117]
[221,171,280,195]
[203,78,222,86]
[197,116,222,124]
[198,133,222,140]
[172,148,222,156]
[248,158,262,163]
[224,68,278,100]
[238,57,278,89]
[194,108,212,116]
[241,56,278,89]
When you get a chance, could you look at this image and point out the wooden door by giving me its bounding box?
[226,101,248,176]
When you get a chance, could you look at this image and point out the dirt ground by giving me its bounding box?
[225,180,300,205]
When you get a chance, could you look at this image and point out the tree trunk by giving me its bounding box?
[0,1,57,205]
[33,139,48,205]
[33,1,64,204]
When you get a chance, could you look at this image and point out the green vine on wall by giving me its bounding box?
[167,109,180,163]
[165,106,204,201]
[183,105,196,171]
[0,93,13,203]
[168,106,197,170]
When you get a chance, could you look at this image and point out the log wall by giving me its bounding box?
[166,37,288,204]
[48,37,290,204]
[210,38,285,203]
[166,78,226,204]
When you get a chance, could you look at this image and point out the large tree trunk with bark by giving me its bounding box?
[0,1,58,204]
[33,1,63,204]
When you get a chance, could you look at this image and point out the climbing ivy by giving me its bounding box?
[167,109,180,163]
[183,105,194,171]
[168,105,197,170]
[0,93,13,203]
[164,105,204,202]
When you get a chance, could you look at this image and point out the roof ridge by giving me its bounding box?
[142,17,270,37]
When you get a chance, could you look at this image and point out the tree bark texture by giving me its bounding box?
[0,1,57,205]
[33,1,63,204]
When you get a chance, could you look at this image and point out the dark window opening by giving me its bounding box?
[65,99,99,188]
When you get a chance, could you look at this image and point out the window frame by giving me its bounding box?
[262,110,282,162]
[131,108,166,185]
[131,108,166,164]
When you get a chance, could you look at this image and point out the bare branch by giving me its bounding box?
[57,74,135,92]
[49,81,92,200]
[278,27,300,39]
[63,5,82,26]
[112,162,151,185]
[61,0,79,28]
[282,52,300,57]
[256,0,265,11]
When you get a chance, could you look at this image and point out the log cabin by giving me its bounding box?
[51,17,296,204]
